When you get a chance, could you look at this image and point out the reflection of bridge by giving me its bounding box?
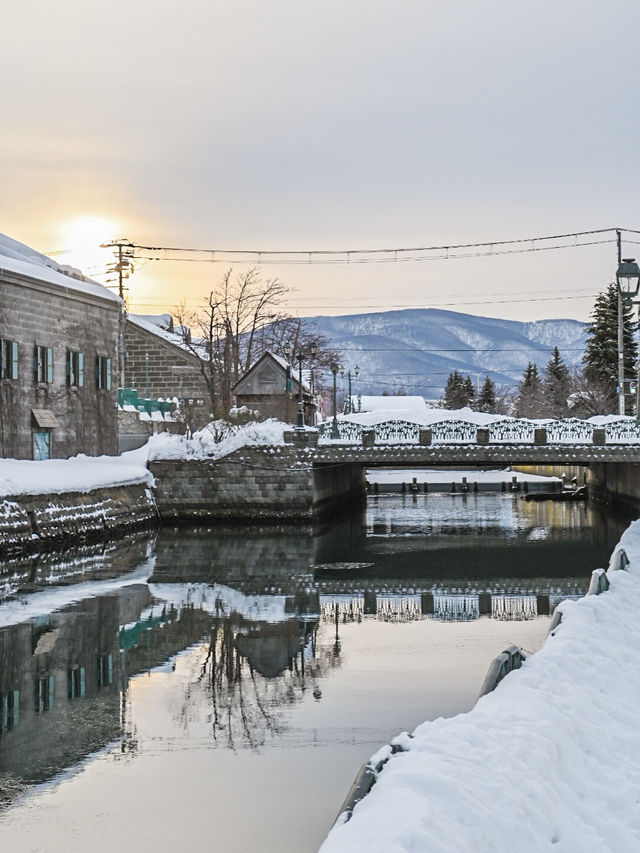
[318,592,562,622]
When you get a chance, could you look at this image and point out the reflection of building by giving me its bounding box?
[0,594,124,783]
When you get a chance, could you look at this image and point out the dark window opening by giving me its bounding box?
[0,340,18,380]
[34,345,53,384]
[66,350,84,387]
[96,355,112,390]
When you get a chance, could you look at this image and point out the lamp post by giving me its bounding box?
[341,365,360,414]
[284,342,317,428]
[616,253,640,417]
[330,362,340,439]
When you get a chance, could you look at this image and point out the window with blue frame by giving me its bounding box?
[97,654,113,688]
[34,345,53,383]
[35,675,54,712]
[0,690,19,734]
[96,355,112,390]
[66,350,84,387]
[68,666,86,699]
[0,340,18,379]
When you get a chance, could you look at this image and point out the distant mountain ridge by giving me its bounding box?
[305,308,586,397]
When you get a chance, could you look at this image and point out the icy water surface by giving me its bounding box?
[0,494,631,853]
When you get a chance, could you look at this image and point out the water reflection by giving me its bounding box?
[0,494,633,815]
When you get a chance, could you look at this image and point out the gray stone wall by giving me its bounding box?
[587,462,640,512]
[151,448,315,521]
[0,484,158,555]
[0,274,119,458]
[150,448,368,522]
[124,320,209,403]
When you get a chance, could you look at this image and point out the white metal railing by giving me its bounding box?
[316,416,640,447]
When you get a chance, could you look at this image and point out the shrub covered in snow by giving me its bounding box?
[148,418,289,461]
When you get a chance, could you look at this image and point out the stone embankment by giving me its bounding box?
[0,484,158,556]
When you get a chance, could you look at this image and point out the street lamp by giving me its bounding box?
[284,341,317,428]
[616,257,640,417]
[340,365,360,414]
[330,363,340,439]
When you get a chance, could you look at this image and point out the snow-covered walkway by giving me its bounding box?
[320,522,640,853]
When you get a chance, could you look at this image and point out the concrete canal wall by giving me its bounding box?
[0,484,157,556]
[515,462,640,511]
[149,447,366,522]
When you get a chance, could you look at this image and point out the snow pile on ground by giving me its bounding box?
[0,451,153,497]
[148,419,289,460]
[320,521,640,853]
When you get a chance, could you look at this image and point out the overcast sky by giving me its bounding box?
[2,0,639,322]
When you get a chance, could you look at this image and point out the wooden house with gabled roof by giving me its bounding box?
[231,351,316,425]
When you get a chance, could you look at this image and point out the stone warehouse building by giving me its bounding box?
[0,234,119,459]
[124,314,209,405]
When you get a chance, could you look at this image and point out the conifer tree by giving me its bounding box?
[582,282,637,412]
[477,375,497,412]
[516,362,543,417]
[443,370,475,409]
[542,347,571,417]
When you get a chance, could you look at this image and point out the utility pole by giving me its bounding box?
[617,230,625,416]
[101,240,135,392]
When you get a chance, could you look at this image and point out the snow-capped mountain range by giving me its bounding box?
[306,308,587,398]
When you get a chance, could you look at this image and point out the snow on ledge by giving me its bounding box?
[319,519,640,853]
[0,453,153,498]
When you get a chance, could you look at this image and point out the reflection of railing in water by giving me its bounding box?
[319,592,553,623]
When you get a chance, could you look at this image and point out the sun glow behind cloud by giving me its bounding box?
[57,216,120,279]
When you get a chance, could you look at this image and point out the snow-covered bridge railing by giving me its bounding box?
[316,417,640,447]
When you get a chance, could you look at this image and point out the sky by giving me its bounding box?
[2,0,640,323]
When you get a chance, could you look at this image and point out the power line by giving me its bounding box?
[114,226,631,258]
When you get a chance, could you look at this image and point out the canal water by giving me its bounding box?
[0,493,631,853]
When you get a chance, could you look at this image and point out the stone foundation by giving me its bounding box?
[150,447,366,523]
[0,484,158,556]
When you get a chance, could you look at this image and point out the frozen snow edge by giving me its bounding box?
[320,517,640,853]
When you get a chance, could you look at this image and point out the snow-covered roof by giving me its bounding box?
[128,313,203,357]
[0,232,120,304]
[233,350,311,393]
[337,405,504,428]
[348,395,430,416]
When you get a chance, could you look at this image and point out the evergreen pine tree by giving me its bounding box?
[582,282,637,413]
[477,375,497,412]
[516,362,543,417]
[443,370,475,409]
[542,347,571,417]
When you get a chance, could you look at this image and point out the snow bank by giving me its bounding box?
[320,520,640,853]
[366,468,561,485]
[148,419,288,461]
[0,453,153,497]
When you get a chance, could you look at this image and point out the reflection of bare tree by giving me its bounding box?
[179,613,342,750]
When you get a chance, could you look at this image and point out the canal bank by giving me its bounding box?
[318,519,640,853]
